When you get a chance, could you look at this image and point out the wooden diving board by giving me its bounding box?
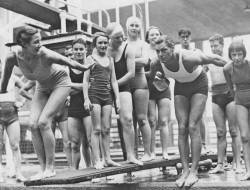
[0,0,104,32]
[24,153,233,186]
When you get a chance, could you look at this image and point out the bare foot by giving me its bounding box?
[29,172,44,181]
[94,161,104,169]
[0,174,4,183]
[240,173,250,181]
[151,153,156,160]
[16,173,27,182]
[91,178,101,183]
[43,170,56,179]
[162,153,170,160]
[127,157,143,166]
[184,172,199,187]
[235,168,245,174]
[175,170,189,188]
[209,164,224,174]
[140,154,152,162]
[105,159,121,167]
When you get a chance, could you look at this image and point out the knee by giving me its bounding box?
[121,115,133,128]
[92,128,101,136]
[101,127,110,136]
[217,129,227,139]
[148,117,157,128]
[188,123,199,136]
[10,142,20,152]
[178,125,188,136]
[158,118,169,130]
[229,128,238,138]
[241,135,250,144]
[37,119,50,131]
[137,117,147,128]
[71,141,80,153]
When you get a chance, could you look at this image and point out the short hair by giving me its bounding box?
[228,39,246,60]
[209,34,224,45]
[16,25,38,47]
[92,32,109,47]
[126,16,142,35]
[72,38,86,47]
[106,22,124,37]
[178,28,191,37]
[155,35,175,49]
[145,26,162,43]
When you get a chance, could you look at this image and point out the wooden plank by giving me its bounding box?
[24,153,231,186]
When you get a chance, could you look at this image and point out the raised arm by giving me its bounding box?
[223,62,234,96]
[182,49,227,67]
[0,52,17,93]
[117,44,135,86]
[44,47,93,71]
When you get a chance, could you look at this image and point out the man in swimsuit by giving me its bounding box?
[154,35,226,187]
[208,34,242,174]
[178,28,208,155]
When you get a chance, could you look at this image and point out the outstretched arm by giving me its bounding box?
[0,52,17,93]
[182,49,227,67]
[44,47,93,71]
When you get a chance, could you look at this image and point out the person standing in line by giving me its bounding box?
[67,38,92,169]
[106,23,143,166]
[126,16,152,161]
[208,34,242,174]
[83,32,121,169]
[223,39,250,180]
[145,26,171,160]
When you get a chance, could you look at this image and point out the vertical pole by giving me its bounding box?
[98,10,103,28]
[60,11,67,33]
[115,0,120,23]
[144,0,150,30]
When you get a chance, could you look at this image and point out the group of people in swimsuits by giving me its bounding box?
[0,15,250,188]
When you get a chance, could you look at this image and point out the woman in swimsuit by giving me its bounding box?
[126,16,151,161]
[224,39,250,180]
[0,25,93,180]
[83,32,121,169]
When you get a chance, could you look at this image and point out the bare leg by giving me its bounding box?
[184,94,207,187]
[133,89,151,161]
[38,87,70,178]
[148,100,157,158]
[226,102,242,173]
[119,92,142,165]
[90,104,103,169]
[209,103,226,174]
[157,98,171,159]
[58,119,72,168]
[82,116,92,167]
[101,105,120,167]
[174,95,190,188]
[6,121,26,181]
[236,105,250,180]
[0,124,4,182]
[200,118,207,154]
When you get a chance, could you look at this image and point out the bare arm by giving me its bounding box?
[117,44,135,86]
[44,47,93,71]
[223,62,234,95]
[135,41,149,67]
[14,76,33,100]
[182,49,227,67]
[0,52,17,93]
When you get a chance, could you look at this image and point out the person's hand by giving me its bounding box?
[115,99,120,114]
[84,99,93,111]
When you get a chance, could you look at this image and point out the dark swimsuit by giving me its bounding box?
[68,68,90,118]
[114,44,131,92]
[88,57,113,106]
